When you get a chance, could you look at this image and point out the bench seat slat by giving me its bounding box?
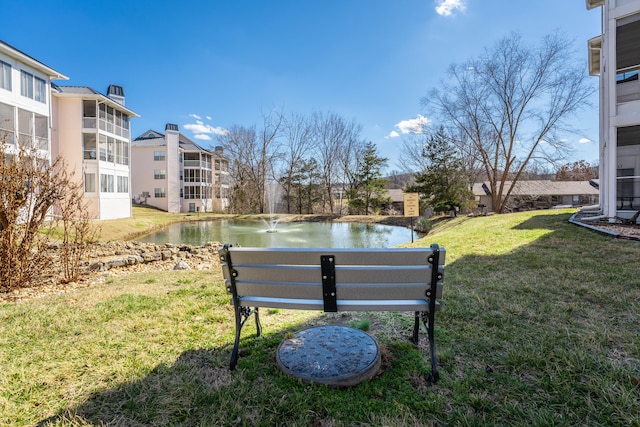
[227,247,443,266]
[234,280,443,300]
[238,296,440,312]
[231,265,435,284]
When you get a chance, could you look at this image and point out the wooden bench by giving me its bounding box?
[219,243,445,383]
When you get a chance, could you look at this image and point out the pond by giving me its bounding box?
[136,219,418,248]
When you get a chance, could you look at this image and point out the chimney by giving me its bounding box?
[214,146,224,156]
[107,84,125,106]
[165,123,179,132]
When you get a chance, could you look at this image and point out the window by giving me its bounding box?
[83,134,97,159]
[184,169,201,182]
[99,134,107,161]
[154,188,166,198]
[0,102,15,144]
[117,176,128,193]
[154,150,165,161]
[84,173,96,192]
[154,169,166,179]
[83,100,96,129]
[0,60,11,91]
[20,71,33,99]
[100,174,114,192]
[34,77,45,103]
[17,108,31,146]
[107,137,114,162]
[34,114,47,150]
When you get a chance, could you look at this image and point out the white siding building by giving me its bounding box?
[131,124,230,213]
[0,40,67,165]
[588,0,640,221]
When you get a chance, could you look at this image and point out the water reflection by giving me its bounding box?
[137,220,417,248]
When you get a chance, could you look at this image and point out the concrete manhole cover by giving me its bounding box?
[276,325,381,387]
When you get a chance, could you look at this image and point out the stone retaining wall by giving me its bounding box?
[79,241,223,273]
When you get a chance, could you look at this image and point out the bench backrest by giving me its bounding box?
[219,244,445,312]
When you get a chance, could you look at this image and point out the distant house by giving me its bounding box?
[472,180,600,212]
[131,124,230,213]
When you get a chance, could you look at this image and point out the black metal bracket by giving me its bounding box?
[321,255,337,312]
[220,244,262,370]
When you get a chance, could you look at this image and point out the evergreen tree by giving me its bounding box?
[407,129,474,213]
[347,142,390,215]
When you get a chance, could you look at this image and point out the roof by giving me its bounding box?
[0,40,68,81]
[472,180,600,197]
[52,85,139,117]
[133,129,225,157]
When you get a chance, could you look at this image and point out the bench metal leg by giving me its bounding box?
[412,311,421,345]
[230,305,260,370]
[412,310,439,383]
[424,310,439,383]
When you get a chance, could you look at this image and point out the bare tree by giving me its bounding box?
[311,111,363,214]
[279,113,311,213]
[0,136,96,291]
[219,109,283,214]
[424,32,595,213]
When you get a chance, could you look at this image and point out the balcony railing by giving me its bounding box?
[183,160,212,169]
[617,175,640,210]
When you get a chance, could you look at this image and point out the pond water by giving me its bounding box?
[136,219,417,248]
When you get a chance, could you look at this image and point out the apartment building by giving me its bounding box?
[51,84,139,219]
[588,0,640,221]
[131,124,230,213]
[0,40,67,163]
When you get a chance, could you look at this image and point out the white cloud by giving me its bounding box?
[435,0,466,17]
[189,113,202,120]
[184,121,229,136]
[386,130,400,139]
[206,116,212,120]
[579,138,592,144]
[194,134,212,141]
[390,115,432,137]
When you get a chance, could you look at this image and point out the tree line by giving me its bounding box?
[219,31,597,216]
[217,110,390,215]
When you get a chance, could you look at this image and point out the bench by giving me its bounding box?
[218,243,445,383]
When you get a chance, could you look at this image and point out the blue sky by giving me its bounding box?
[4,0,602,172]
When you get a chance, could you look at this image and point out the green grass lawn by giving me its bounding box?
[2,209,639,426]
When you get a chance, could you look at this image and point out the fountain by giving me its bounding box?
[263,179,281,233]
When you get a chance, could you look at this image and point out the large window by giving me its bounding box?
[154,188,166,198]
[154,150,165,161]
[0,60,11,91]
[100,174,114,193]
[184,169,201,182]
[19,71,46,103]
[154,169,166,179]
[117,176,128,193]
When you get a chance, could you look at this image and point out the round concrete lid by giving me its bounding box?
[276,325,381,387]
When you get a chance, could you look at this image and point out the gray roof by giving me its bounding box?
[472,180,600,197]
[133,129,224,157]
[52,84,139,117]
